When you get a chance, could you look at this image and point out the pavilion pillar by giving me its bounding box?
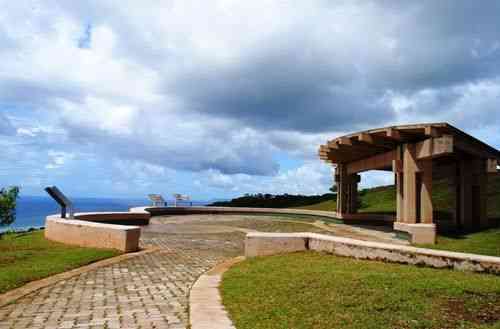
[347,174,360,214]
[458,159,473,230]
[479,161,489,229]
[419,159,433,224]
[335,164,348,215]
[399,143,433,224]
[402,144,418,223]
[449,163,459,228]
[395,146,404,222]
[458,158,489,230]
[394,142,436,244]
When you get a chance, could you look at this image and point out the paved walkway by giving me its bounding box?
[0,214,402,329]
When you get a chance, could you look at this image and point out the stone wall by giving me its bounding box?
[245,232,500,274]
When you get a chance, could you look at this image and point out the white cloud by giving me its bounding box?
[45,150,75,169]
[199,161,333,196]
[2,1,500,198]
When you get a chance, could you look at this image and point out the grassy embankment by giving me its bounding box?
[0,230,120,294]
[222,252,500,329]
[214,176,500,256]
[297,177,500,257]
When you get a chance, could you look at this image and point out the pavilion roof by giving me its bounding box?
[319,122,500,165]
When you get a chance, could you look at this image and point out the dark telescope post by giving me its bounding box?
[44,186,74,219]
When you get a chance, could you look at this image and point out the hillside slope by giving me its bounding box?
[299,176,500,220]
[213,176,500,220]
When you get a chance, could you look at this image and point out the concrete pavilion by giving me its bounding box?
[319,123,500,244]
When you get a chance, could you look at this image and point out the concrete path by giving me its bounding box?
[189,257,244,329]
[0,214,402,329]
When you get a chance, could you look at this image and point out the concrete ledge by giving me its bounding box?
[190,257,244,329]
[245,232,500,274]
[45,215,141,252]
[394,222,436,244]
[75,211,150,225]
[245,233,309,257]
[131,206,392,225]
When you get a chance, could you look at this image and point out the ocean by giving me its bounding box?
[2,195,208,232]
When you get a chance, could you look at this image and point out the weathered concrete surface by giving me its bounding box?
[190,257,244,329]
[132,206,393,225]
[45,215,141,252]
[245,232,309,257]
[246,232,500,274]
[394,222,436,244]
[75,211,150,225]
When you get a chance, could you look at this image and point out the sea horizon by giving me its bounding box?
[1,195,216,232]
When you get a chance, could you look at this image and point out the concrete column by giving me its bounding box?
[458,158,489,231]
[479,163,489,229]
[403,144,418,223]
[419,159,433,224]
[449,163,458,228]
[335,164,348,215]
[395,146,404,223]
[458,159,473,230]
[348,174,360,213]
[473,158,489,230]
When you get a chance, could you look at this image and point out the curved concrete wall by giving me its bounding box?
[44,209,150,252]
[132,206,392,225]
[74,211,150,225]
[43,205,390,253]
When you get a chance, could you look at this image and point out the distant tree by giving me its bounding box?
[0,186,20,227]
[329,184,337,193]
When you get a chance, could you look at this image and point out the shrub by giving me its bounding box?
[0,186,20,227]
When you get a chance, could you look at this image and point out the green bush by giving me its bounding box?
[0,186,20,227]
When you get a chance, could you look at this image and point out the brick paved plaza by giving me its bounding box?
[0,214,400,329]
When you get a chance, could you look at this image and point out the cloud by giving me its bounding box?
[2,1,500,197]
[45,150,75,169]
[198,161,333,196]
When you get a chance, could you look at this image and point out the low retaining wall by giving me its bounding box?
[245,232,500,274]
[131,206,392,226]
[74,211,150,225]
[45,215,141,252]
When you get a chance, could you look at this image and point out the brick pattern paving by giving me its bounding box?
[0,235,232,329]
[0,214,395,329]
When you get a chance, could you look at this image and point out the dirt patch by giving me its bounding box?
[439,292,500,328]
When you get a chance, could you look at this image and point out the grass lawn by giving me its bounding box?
[420,228,500,257]
[0,230,121,294]
[296,199,336,211]
[222,252,500,329]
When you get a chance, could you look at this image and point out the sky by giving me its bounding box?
[2,1,500,200]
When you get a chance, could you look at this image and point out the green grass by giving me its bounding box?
[297,176,500,218]
[295,177,500,256]
[420,228,500,257]
[0,230,121,294]
[222,252,500,329]
[296,199,336,211]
